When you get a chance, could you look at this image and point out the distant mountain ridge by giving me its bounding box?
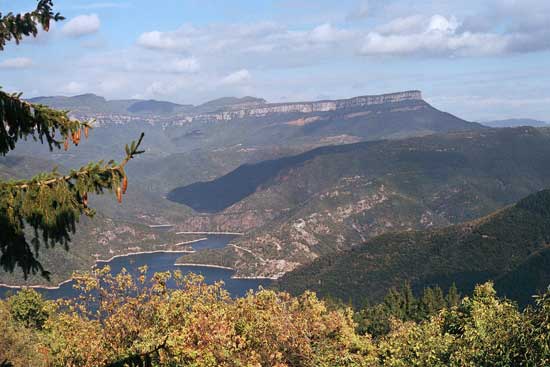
[482,118,549,128]
[30,90,430,122]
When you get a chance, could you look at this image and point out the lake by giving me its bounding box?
[0,235,272,300]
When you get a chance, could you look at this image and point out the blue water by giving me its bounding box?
[0,235,271,300]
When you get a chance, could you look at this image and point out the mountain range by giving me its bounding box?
[482,118,549,128]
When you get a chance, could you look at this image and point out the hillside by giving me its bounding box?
[179,127,550,278]
[277,189,550,306]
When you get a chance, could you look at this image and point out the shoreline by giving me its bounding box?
[174,262,279,280]
[0,278,74,291]
[176,231,244,235]
[174,263,235,271]
[95,249,196,264]
[0,244,206,291]
[0,236,277,291]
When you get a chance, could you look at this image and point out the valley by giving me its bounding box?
[2,90,549,306]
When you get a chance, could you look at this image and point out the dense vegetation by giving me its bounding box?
[279,188,550,306]
[1,269,549,366]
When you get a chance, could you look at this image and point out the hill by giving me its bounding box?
[482,118,548,128]
[277,189,550,306]
[178,127,550,278]
[28,94,193,116]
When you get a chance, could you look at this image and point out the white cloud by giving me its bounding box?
[376,15,427,35]
[60,81,87,94]
[62,14,101,37]
[360,14,509,57]
[136,22,354,54]
[165,58,200,73]
[221,69,251,85]
[0,57,33,69]
[308,23,353,43]
[137,30,192,51]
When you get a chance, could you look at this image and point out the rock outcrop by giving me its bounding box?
[186,90,423,122]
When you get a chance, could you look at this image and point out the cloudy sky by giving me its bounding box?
[0,0,549,121]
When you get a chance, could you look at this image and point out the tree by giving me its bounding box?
[0,1,144,279]
[7,288,49,329]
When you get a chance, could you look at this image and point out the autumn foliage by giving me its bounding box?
[0,268,548,366]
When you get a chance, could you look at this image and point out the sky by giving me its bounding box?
[0,0,549,122]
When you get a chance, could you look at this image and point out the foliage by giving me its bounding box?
[0,0,62,50]
[356,283,461,338]
[7,288,49,329]
[40,267,375,366]
[1,270,549,366]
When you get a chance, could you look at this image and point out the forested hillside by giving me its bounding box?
[278,189,550,306]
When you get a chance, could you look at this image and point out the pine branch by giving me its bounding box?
[0,90,93,155]
[0,133,145,279]
[0,0,64,50]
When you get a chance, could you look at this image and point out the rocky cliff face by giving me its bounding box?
[184,90,423,122]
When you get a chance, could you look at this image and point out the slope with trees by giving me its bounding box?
[278,189,550,306]
[179,127,550,278]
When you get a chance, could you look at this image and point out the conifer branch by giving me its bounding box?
[0,133,145,279]
[4,132,145,190]
[0,90,93,155]
[0,0,63,50]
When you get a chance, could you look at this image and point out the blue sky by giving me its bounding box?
[0,0,549,121]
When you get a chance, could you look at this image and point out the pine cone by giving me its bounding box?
[116,187,123,203]
[122,176,128,194]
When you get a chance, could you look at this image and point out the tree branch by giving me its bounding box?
[0,90,93,155]
[0,0,64,50]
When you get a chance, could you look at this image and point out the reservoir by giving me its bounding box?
[0,235,272,300]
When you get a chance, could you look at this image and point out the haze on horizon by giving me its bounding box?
[0,0,549,122]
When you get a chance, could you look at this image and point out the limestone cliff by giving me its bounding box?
[186,90,423,122]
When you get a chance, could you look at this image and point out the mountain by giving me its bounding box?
[193,96,266,113]
[178,127,550,279]
[126,100,191,115]
[482,118,548,128]
[28,94,193,116]
[24,90,481,200]
[276,189,550,306]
